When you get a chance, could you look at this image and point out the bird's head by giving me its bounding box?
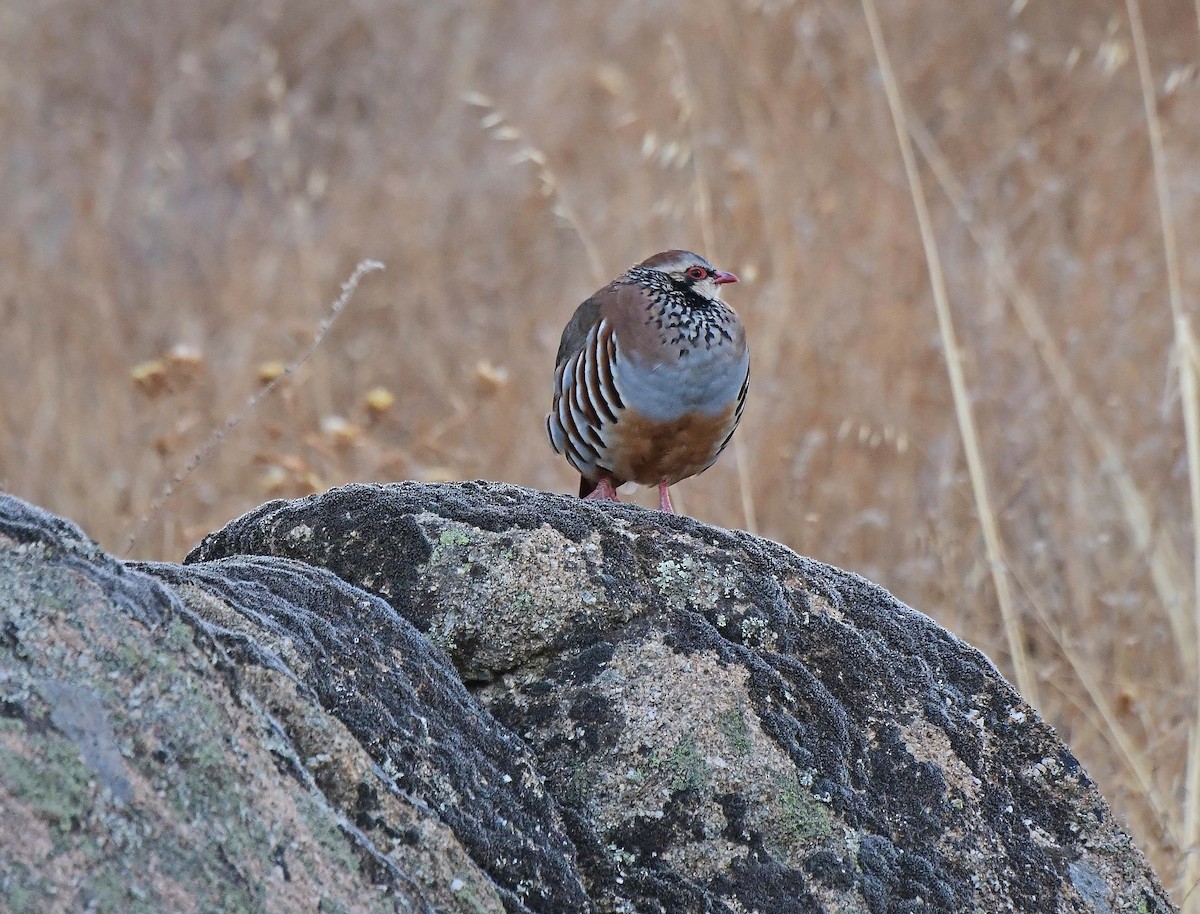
[633,250,739,303]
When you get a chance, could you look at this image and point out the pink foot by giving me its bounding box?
[584,475,620,502]
[658,481,674,513]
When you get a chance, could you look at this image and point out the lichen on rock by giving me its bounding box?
[0,482,1179,913]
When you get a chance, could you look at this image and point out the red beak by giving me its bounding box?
[713,270,739,285]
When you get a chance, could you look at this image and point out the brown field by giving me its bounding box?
[2,0,1199,904]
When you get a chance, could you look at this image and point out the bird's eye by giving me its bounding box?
[686,266,709,281]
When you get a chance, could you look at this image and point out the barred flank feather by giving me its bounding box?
[548,319,624,483]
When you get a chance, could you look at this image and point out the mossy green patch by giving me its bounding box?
[717,707,751,756]
[116,639,157,673]
[164,618,197,652]
[438,530,472,548]
[32,590,71,616]
[776,774,834,845]
[0,859,46,914]
[82,865,164,914]
[656,733,708,793]
[299,793,362,876]
[0,734,93,832]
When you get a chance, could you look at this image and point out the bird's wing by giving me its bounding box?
[558,280,670,367]
[554,286,611,368]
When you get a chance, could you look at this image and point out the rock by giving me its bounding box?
[0,483,1176,913]
[0,495,576,914]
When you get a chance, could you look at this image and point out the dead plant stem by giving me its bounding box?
[860,0,1035,704]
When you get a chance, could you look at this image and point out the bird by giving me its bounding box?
[546,249,749,513]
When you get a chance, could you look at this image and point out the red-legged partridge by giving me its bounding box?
[546,250,749,513]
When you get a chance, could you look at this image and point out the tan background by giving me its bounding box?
[1,0,1198,903]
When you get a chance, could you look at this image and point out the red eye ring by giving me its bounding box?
[686,266,708,280]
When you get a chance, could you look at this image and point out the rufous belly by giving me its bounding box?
[605,403,739,486]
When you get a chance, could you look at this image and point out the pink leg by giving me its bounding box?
[584,475,620,502]
[658,481,674,513]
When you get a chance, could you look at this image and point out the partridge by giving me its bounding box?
[546,250,749,513]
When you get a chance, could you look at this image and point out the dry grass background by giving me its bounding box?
[2,0,1199,904]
